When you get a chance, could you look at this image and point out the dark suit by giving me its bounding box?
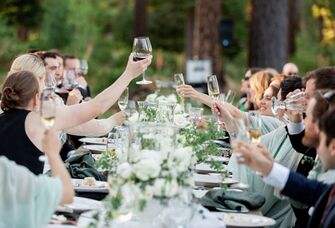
[282,171,335,228]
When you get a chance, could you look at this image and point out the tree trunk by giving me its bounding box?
[134,0,146,37]
[192,0,223,87]
[249,0,288,71]
[17,25,29,41]
[288,0,303,54]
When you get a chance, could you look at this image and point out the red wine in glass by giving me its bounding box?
[132,37,152,85]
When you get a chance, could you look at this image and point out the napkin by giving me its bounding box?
[64,152,107,181]
[201,189,265,212]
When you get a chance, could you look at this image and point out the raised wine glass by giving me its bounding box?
[40,89,56,128]
[247,111,262,144]
[207,75,220,100]
[80,59,88,76]
[133,37,152,85]
[118,87,129,111]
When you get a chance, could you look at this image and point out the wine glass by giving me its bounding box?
[45,73,57,91]
[80,59,88,76]
[247,111,262,144]
[207,75,220,100]
[271,91,305,115]
[118,87,129,111]
[40,89,56,128]
[63,70,78,90]
[174,73,185,86]
[132,37,152,85]
[225,90,236,104]
[229,117,250,190]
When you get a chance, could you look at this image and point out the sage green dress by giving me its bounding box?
[0,156,62,228]
[228,126,303,228]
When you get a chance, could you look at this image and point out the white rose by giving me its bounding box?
[133,159,161,181]
[168,147,193,173]
[167,94,178,103]
[120,183,141,206]
[145,93,158,102]
[174,114,189,128]
[138,150,165,164]
[153,179,179,197]
[117,162,132,179]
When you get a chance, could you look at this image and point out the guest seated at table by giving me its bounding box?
[0,52,151,174]
[0,128,74,228]
[234,106,335,228]
[239,67,262,111]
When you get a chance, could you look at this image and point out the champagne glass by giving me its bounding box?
[118,87,129,111]
[207,75,220,100]
[137,101,145,121]
[174,73,185,86]
[247,111,262,144]
[174,73,186,113]
[40,89,56,128]
[133,37,152,85]
[225,89,236,104]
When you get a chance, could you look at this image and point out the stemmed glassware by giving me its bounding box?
[80,59,88,76]
[207,75,220,100]
[40,89,56,129]
[118,87,129,111]
[271,91,305,114]
[174,73,186,114]
[63,70,78,90]
[132,37,152,85]
[45,73,57,91]
[247,111,262,144]
[218,89,236,104]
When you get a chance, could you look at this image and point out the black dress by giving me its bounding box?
[0,108,44,175]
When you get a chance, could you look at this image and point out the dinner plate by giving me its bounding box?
[206,155,230,163]
[217,213,276,227]
[83,144,106,153]
[193,173,238,187]
[72,179,109,193]
[79,137,107,145]
[195,163,227,173]
[192,189,208,199]
[64,197,102,212]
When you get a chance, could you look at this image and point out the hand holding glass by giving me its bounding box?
[132,37,152,85]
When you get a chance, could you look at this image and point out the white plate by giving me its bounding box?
[193,173,238,187]
[217,213,276,227]
[195,163,227,173]
[64,197,102,212]
[79,137,107,145]
[206,155,230,163]
[72,179,108,193]
[83,144,106,153]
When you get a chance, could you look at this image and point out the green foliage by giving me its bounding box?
[180,120,228,175]
[95,149,117,170]
[0,0,43,28]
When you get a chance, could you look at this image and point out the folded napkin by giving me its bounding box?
[64,152,107,181]
[201,189,265,213]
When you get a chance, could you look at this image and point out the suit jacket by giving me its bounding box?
[282,171,335,227]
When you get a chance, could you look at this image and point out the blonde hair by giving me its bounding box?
[8,54,46,79]
[249,70,274,109]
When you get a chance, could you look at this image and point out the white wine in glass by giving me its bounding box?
[207,75,220,100]
[247,111,262,144]
[174,73,185,86]
[132,37,152,85]
[40,89,56,128]
[118,87,129,111]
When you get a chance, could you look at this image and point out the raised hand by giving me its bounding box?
[124,53,152,80]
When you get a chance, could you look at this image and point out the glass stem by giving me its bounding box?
[142,71,146,81]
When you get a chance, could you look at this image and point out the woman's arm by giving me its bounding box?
[176,84,214,107]
[54,54,152,131]
[64,111,125,136]
[42,129,74,204]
